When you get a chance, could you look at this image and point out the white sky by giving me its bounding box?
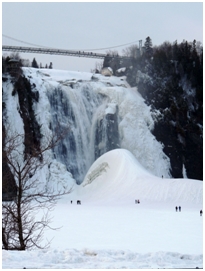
[2,1,203,72]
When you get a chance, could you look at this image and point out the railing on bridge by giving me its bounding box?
[2,45,133,60]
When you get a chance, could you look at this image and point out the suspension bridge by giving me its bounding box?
[2,45,137,60]
[2,35,143,61]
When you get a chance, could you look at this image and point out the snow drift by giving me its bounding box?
[72,148,203,205]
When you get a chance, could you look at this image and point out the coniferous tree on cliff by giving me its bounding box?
[144,36,153,56]
[31,58,39,68]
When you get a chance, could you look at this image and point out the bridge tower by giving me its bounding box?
[139,40,142,55]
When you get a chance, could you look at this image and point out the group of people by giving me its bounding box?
[175,206,203,216]
[135,199,140,204]
[70,200,81,205]
[175,206,181,212]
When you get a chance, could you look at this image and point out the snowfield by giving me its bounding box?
[2,69,203,269]
[2,149,203,269]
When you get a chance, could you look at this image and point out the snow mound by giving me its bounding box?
[79,149,202,205]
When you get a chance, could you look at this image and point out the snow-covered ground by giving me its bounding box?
[2,149,203,269]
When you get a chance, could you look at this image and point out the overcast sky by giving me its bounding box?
[2,2,203,72]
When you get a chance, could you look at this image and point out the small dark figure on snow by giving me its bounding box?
[71,200,72,204]
[138,199,140,204]
[200,210,203,216]
[175,206,178,212]
[77,200,81,205]
[179,206,181,212]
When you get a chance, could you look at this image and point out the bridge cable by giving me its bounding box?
[2,34,49,48]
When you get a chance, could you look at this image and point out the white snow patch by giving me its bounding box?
[182,163,188,178]
[117,67,126,72]
[105,103,117,115]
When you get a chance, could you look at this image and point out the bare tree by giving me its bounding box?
[9,52,21,61]
[105,50,119,57]
[122,44,139,58]
[91,61,103,73]
[2,128,72,250]
[21,59,31,67]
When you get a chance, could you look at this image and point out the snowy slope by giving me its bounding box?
[64,148,203,206]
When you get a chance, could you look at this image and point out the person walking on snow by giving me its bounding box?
[179,206,181,212]
[200,210,203,216]
[175,206,178,212]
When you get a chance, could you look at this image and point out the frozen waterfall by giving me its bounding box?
[46,82,120,184]
[4,68,171,185]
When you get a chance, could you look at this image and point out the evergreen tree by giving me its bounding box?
[144,36,153,56]
[32,58,39,68]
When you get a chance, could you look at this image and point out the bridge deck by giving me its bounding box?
[2,45,133,60]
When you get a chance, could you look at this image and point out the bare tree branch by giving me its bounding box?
[2,126,72,250]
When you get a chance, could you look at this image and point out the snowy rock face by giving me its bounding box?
[125,54,203,180]
[2,68,171,185]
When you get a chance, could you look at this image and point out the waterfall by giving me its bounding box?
[47,82,120,184]
[5,68,171,185]
[94,103,120,159]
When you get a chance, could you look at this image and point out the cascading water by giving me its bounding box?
[47,82,120,184]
